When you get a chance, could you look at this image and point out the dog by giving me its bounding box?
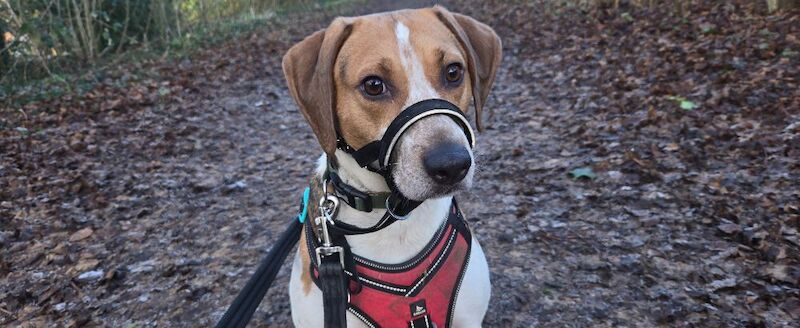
[282,6,501,328]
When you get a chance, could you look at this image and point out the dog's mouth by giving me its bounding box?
[390,116,475,201]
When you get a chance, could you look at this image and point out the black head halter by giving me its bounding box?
[334,98,475,218]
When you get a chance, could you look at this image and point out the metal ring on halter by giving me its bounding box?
[385,197,411,221]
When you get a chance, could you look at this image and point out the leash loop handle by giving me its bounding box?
[320,255,350,328]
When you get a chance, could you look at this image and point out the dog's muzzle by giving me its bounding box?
[336,99,475,218]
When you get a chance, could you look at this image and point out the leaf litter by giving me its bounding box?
[1,0,798,326]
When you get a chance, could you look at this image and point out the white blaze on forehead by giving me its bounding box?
[396,21,410,44]
[395,21,440,107]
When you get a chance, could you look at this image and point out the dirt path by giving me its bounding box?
[2,0,798,327]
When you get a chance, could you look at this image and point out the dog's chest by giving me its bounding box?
[342,197,452,263]
[308,202,472,327]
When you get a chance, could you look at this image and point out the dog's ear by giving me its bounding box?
[433,6,502,131]
[283,18,352,156]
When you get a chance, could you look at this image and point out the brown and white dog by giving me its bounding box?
[282,6,501,327]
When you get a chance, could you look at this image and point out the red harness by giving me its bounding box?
[307,202,472,328]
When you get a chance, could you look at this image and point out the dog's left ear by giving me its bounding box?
[283,18,352,157]
[434,6,502,131]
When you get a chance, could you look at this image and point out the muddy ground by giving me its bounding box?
[1,0,799,327]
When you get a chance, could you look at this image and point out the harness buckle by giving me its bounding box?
[329,171,373,212]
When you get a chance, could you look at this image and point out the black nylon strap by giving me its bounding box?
[327,211,397,236]
[408,315,432,328]
[349,141,381,167]
[338,99,471,171]
[337,137,381,169]
[336,138,357,154]
[386,191,422,218]
[319,256,349,328]
[215,219,302,328]
[377,99,469,171]
[328,170,389,212]
[305,221,363,295]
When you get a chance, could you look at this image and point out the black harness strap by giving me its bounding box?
[306,199,472,328]
[327,211,397,236]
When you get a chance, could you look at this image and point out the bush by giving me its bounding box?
[0,0,319,90]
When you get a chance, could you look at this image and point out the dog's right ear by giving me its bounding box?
[282,19,352,157]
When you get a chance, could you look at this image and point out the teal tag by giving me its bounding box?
[297,187,310,223]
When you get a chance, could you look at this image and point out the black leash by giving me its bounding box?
[215,218,302,328]
[319,255,349,327]
[214,183,395,328]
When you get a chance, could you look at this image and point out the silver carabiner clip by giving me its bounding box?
[315,180,345,268]
[319,192,340,225]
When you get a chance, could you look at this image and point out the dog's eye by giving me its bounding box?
[444,63,464,85]
[361,76,386,97]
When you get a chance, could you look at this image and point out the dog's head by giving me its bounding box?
[283,6,501,201]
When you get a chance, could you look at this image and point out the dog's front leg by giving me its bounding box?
[451,238,492,327]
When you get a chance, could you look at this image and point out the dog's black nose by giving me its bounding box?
[423,143,471,185]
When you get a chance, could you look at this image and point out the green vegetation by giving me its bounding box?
[665,96,698,111]
[569,167,597,180]
[0,0,348,103]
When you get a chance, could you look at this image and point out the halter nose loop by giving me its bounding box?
[341,99,475,172]
[333,98,476,217]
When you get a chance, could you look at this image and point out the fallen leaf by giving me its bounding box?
[707,278,737,291]
[666,96,698,110]
[765,265,797,284]
[782,298,800,319]
[74,259,100,272]
[664,143,680,152]
[69,228,94,242]
[76,270,104,282]
[679,100,697,110]
[717,223,741,235]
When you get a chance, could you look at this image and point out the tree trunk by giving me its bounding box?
[768,0,800,13]
[0,22,8,79]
